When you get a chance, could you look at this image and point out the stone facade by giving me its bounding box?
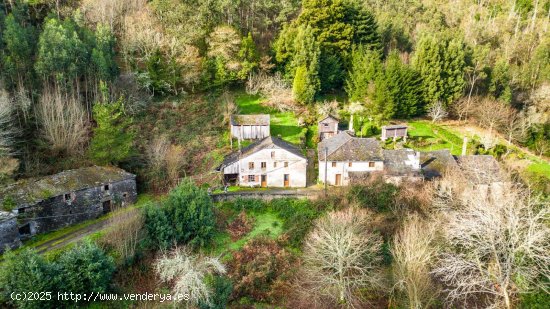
[0,166,137,248]
[0,211,20,253]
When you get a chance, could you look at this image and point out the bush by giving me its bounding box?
[228,237,293,302]
[0,249,58,309]
[199,276,233,309]
[348,178,399,212]
[57,242,115,296]
[144,179,216,249]
[226,198,266,213]
[271,198,318,247]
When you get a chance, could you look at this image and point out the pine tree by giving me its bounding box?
[238,32,259,80]
[345,45,382,102]
[442,37,466,105]
[292,26,320,104]
[1,11,36,89]
[90,24,118,83]
[89,98,135,165]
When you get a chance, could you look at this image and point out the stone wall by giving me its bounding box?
[211,190,320,203]
[0,213,21,253]
[17,177,137,237]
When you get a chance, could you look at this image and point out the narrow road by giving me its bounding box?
[34,220,110,254]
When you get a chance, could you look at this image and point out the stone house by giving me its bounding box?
[0,211,20,253]
[381,124,408,141]
[230,114,270,140]
[420,149,458,179]
[0,166,137,242]
[217,136,307,188]
[318,131,384,186]
[318,115,340,141]
[382,149,422,184]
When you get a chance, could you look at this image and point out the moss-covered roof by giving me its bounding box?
[0,166,135,208]
[230,114,270,126]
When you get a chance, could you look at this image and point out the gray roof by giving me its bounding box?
[382,124,408,130]
[318,132,383,161]
[319,115,339,123]
[219,136,305,169]
[420,150,457,179]
[0,166,135,208]
[383,149,420,176]
[230,114,270,126]
[457,155,504,184]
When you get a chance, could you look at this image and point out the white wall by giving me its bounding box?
[231,125,270,140]
[318,160,384,186]
[236,148,307,188]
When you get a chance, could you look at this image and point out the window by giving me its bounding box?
[271,151,275,158]
[274,162,277,168]
[332,162,337,167]
[323,123,329,127]
[104,184,110,191]
[248,175,255,182]
[284,162,288,167]
[64,193,72,203]
[349,162,353,167]
[369,162,375,167]
[248,162,254,170]
[261,162,267,169]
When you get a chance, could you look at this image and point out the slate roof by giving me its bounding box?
[219,136,305,169]
[0,166,135,208]
[230,114,270,126]
[382,124,408,130]
[383,149,420,176]
[318,115,339,123]
[318,132,383,161]
[0,211,16,222]
[420,150,458,179]
[457,155,504,184]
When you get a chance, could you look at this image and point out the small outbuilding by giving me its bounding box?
[230,114,270,140]
[318,115,340,141]
[381,124,408,141]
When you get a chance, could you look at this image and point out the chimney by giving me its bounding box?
[462,137,468,156]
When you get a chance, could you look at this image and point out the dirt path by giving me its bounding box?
[34,220,110,254]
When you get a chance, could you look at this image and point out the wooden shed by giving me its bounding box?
[318,115,339,141]
[230,114,270,140]
[381,124,408,141]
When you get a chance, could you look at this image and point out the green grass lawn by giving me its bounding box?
[211,211,284,258]
[235,93,306,145]
[407,121,465,155]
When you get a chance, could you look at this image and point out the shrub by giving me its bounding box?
[164,179,216,247]
[348,177,399,212]
[199,276,233,309]
[228,236,293,302]
[227,211,254,241]
[57,242,115,296]
[271,198,318,247]
[228,198,266,213]
[0,249,58,309]
[143,202,175,250]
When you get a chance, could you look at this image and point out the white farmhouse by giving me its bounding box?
[318,131,384,186]
[217,136,307,188]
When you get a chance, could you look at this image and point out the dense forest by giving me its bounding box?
[0,1,549,308]
[0,0,548,187]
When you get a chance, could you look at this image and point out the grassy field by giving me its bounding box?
[406,121,466,155]
[235,93,306,145]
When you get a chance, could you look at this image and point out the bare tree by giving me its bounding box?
[432,184,550,309]
[300,207,384,308]
[427,101,448,123]
[0,87,16,156]
[155,247,226,306]
[36,86,89,154]
[165,144,186,187]
[246,72,295,111]
[391,214,439,309]
[100,206,143,263]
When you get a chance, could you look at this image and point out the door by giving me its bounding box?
[335,174,342,186]
[102,200,112,214]
[261,175,267,187]
[284,174,290,187]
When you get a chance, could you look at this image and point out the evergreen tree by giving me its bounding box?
[1,10,36,89]
[384,51,424,118]
[412,34,465,107]
[345,46,382,102]
[89,97,135,165]
[346,1,381,52]
[90,24,118,83]
[489,58,512,103]
[292,26,320,104]
[35,17,88,84]
[238,32,259,80]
